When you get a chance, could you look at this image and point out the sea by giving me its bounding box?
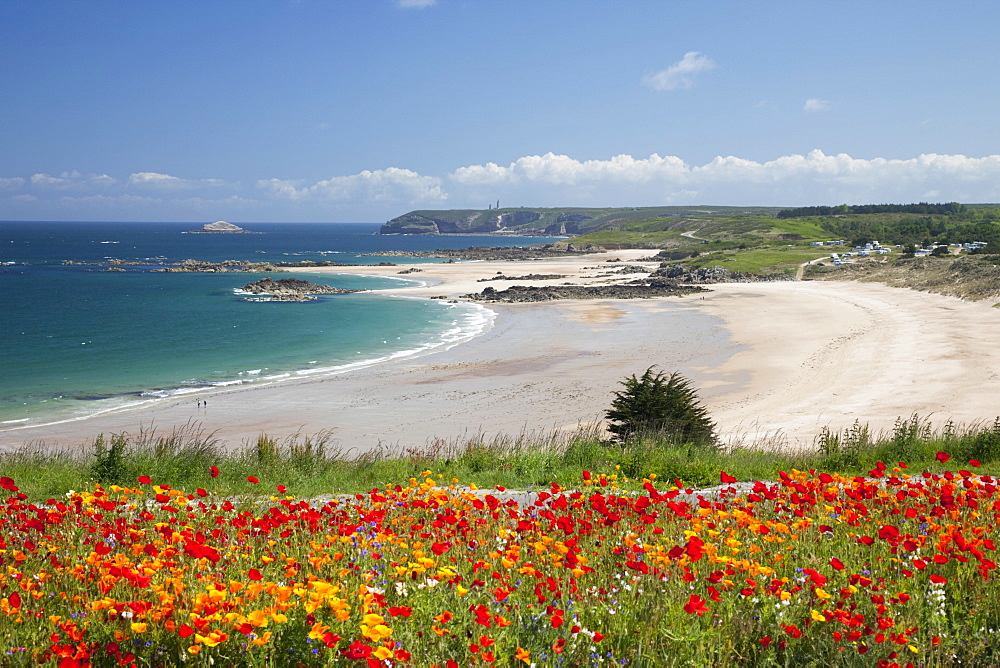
[0,221,560,429]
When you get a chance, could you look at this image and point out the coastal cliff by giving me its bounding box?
[379,208,607,236]
[378,205,782,236]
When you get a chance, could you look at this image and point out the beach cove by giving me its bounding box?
[4,248,1000,454]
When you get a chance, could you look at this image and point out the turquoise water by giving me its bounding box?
[0,222,558,427]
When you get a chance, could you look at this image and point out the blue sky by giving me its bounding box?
[3,0,1000,222]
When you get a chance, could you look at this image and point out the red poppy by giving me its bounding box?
[247,475,259,484]
[936,451,951,463]
[178,625,195,638]
[0,476,17,491]
[210,466,220,478]
[341,640,372,660]
[720,471,737,484]
[970,459,982,467]
[929,574,948,584]
[137,475,152,484]
[684,594,709,615]
[830,556,845,570]
[8,592,21,609]
[247,568,263,581]
[277,484,287,493]
[196,488,207,497]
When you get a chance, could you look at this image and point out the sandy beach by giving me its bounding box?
[4,249,1000,454]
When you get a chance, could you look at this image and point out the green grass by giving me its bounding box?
[7,415,1000,501]
[682,245,832,274]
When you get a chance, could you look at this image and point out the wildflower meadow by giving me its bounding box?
[1,453,999,666]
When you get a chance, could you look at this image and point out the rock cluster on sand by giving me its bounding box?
[652,265,795,283]
[465,278,709,302]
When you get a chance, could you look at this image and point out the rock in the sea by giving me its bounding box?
[239,277,362,302]
[184,221,260,234]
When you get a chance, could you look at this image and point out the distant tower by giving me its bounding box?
[496,199,500,210]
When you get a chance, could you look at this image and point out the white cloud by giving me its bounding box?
[10,152,1000,221]
[258,167,446,205]
[0,177,25,191]
[642,51,715,91]
[443,150,1000,208]
[804,98,831,112]
[128,171,227,189]
[396,0,436,8]
[30,172,117,190]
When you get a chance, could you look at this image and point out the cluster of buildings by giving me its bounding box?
[824,240,890,265]
[818,239,988,264]
[911,241,990,256]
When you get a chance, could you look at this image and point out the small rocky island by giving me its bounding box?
[239,277,362,302]
[183,221,260,234]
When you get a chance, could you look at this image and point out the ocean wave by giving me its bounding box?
[4,296,494,430]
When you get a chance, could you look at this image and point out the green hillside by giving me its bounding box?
[378,205,785,236]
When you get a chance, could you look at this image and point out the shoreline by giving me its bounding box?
[4,249,1000,454]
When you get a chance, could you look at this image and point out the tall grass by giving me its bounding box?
[4,415,1000,501]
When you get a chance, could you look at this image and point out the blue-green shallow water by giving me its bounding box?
[0,222,560,427]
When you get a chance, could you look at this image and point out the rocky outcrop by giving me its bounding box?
[544,212,594,235]
[652,265,795,283]
[239,277,362,302]
[183,221,260,234]
[152,260,289,273]
[476,274,566,282]
[465,278,708,302]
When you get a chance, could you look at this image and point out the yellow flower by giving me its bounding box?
[250,631,272,646]
[248,610,269,628]
[309,622,330,640]
[811,610,826,622]
[130,622,148,633]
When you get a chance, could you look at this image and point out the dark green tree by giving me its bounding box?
[605,367,716,446]
[930,245,951,257]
